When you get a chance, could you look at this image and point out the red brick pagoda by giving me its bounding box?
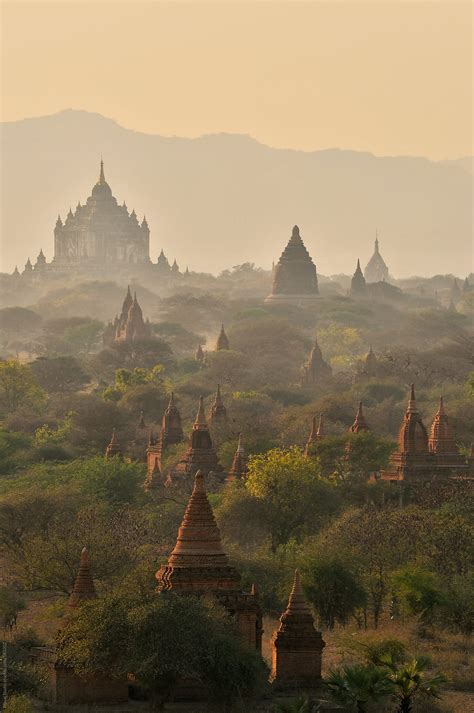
[271,569,325,688]
[156,471,262,652]
[381,387,474,482]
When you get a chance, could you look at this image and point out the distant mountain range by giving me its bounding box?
[1,109,472,277]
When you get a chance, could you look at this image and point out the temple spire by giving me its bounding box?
[99,158,105,184]
[105,428,122,459]
[195,396,207,428]
[68,547,97,609]
[407,383,417,413]
[227,432,248,481]
[349,401,369,433]
[216,324,230,351]
[209,384,228,424]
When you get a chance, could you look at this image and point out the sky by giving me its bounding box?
[1,0,472,160]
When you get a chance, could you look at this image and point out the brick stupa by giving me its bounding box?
[156,471,262,651]
[301,338,332,387]
[428,397,466,470]
[215,324,230,351]
[173,397,224,479]
[265,225,319,304]
[271,569,325,688]
[68,547,97,610]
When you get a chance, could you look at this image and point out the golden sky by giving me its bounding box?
[1,1,472,159]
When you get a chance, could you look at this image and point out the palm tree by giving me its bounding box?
[324,663,393,713]
[380,654,446,713]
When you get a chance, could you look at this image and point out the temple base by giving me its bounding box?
[264,293,320,305]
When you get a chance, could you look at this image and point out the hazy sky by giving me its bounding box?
[1,1,472,159]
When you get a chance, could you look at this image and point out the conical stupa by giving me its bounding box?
[271,569,325,687]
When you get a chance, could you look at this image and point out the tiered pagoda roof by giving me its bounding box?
[266,225,319,303]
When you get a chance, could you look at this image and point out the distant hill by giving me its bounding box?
[0,110,472,277]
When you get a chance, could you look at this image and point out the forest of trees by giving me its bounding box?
[0,266,472,712]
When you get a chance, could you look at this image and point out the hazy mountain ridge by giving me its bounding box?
[1,110,472,276]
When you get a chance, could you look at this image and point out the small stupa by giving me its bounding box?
[271,569,325,688]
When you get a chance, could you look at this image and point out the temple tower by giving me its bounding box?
[227,433,248,481]
[215,324,230,351]
[428,397,466,470]
[105,429,122,459]
[52,161,150,268]
[304,414,325,457]
[380,385,436,482]
[350,259,367,296]
[158,392,184,454]
[301,338,332,387]
[173,397,224,478]
[156,471,262,652]
[195,343,205,362]
[146,429,161,480]
[271,570,325,688]
[208,384,228,424]
[68,547,97,610]
[364,234,390,283]
[265,225,319,304]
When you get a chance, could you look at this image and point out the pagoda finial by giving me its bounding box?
[408,383,416,411]
[99,158,105,184]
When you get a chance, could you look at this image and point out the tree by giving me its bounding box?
[303,557,367,629]
[77,455,144,506]
[0,493,146,594]
[3,695,35,713]
[30,356,89,393]
[245,447,339,551]
[324,664,393,713]
[0,587,25,630]
[0,360,45,414]
[380,655,446,713]
[56,592,267,709]
[392,566,445,627]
